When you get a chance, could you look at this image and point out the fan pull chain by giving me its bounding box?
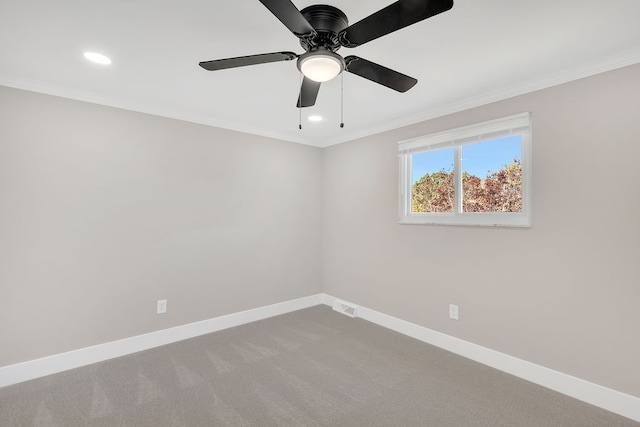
[340,73,345,128]
[298,73,303,130]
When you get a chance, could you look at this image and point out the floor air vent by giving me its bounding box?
[332,300,358,318]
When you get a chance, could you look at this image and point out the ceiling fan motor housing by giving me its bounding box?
[299,5,349,52]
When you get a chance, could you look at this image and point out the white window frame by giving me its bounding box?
[398,112,532,227]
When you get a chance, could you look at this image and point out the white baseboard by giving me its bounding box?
[2,293,638,422]
[320,294,640,422]
[0,294,323,389]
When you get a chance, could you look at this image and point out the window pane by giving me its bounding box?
[411,148,454,213]
[461,135,522,212]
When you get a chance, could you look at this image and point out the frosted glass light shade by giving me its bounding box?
[298,52,344,82]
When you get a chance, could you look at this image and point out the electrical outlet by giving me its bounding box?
[449,304,459,320]
[157,299,167,314]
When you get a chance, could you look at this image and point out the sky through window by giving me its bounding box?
[411,135,522,183]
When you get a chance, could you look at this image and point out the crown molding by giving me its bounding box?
[2,48,639,149]
[320,48,640,147]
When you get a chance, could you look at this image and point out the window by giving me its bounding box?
[399,113,531,227]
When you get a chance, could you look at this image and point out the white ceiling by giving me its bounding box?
[1,0,639,147]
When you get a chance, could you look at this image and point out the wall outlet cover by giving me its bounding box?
[449,304,459,320]
[157,299,167,314]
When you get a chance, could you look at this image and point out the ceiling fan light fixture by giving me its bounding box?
[297,50,344,82]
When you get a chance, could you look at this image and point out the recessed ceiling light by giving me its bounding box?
[83,52,112,65]
[308,115,323,122]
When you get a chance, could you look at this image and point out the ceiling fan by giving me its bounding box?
[199,0,454,108]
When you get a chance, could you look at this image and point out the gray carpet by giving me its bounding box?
[0,305,637,426]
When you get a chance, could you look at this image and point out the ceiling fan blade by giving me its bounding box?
[345,56,417,92]
[296,77,321,108]
[339,0,454,47]
[199,51,297,71]
[259,0,316,37]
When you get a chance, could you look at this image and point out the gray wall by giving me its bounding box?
[323,63,640,397]
[2,64,639,399]
[0,86,323,366]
